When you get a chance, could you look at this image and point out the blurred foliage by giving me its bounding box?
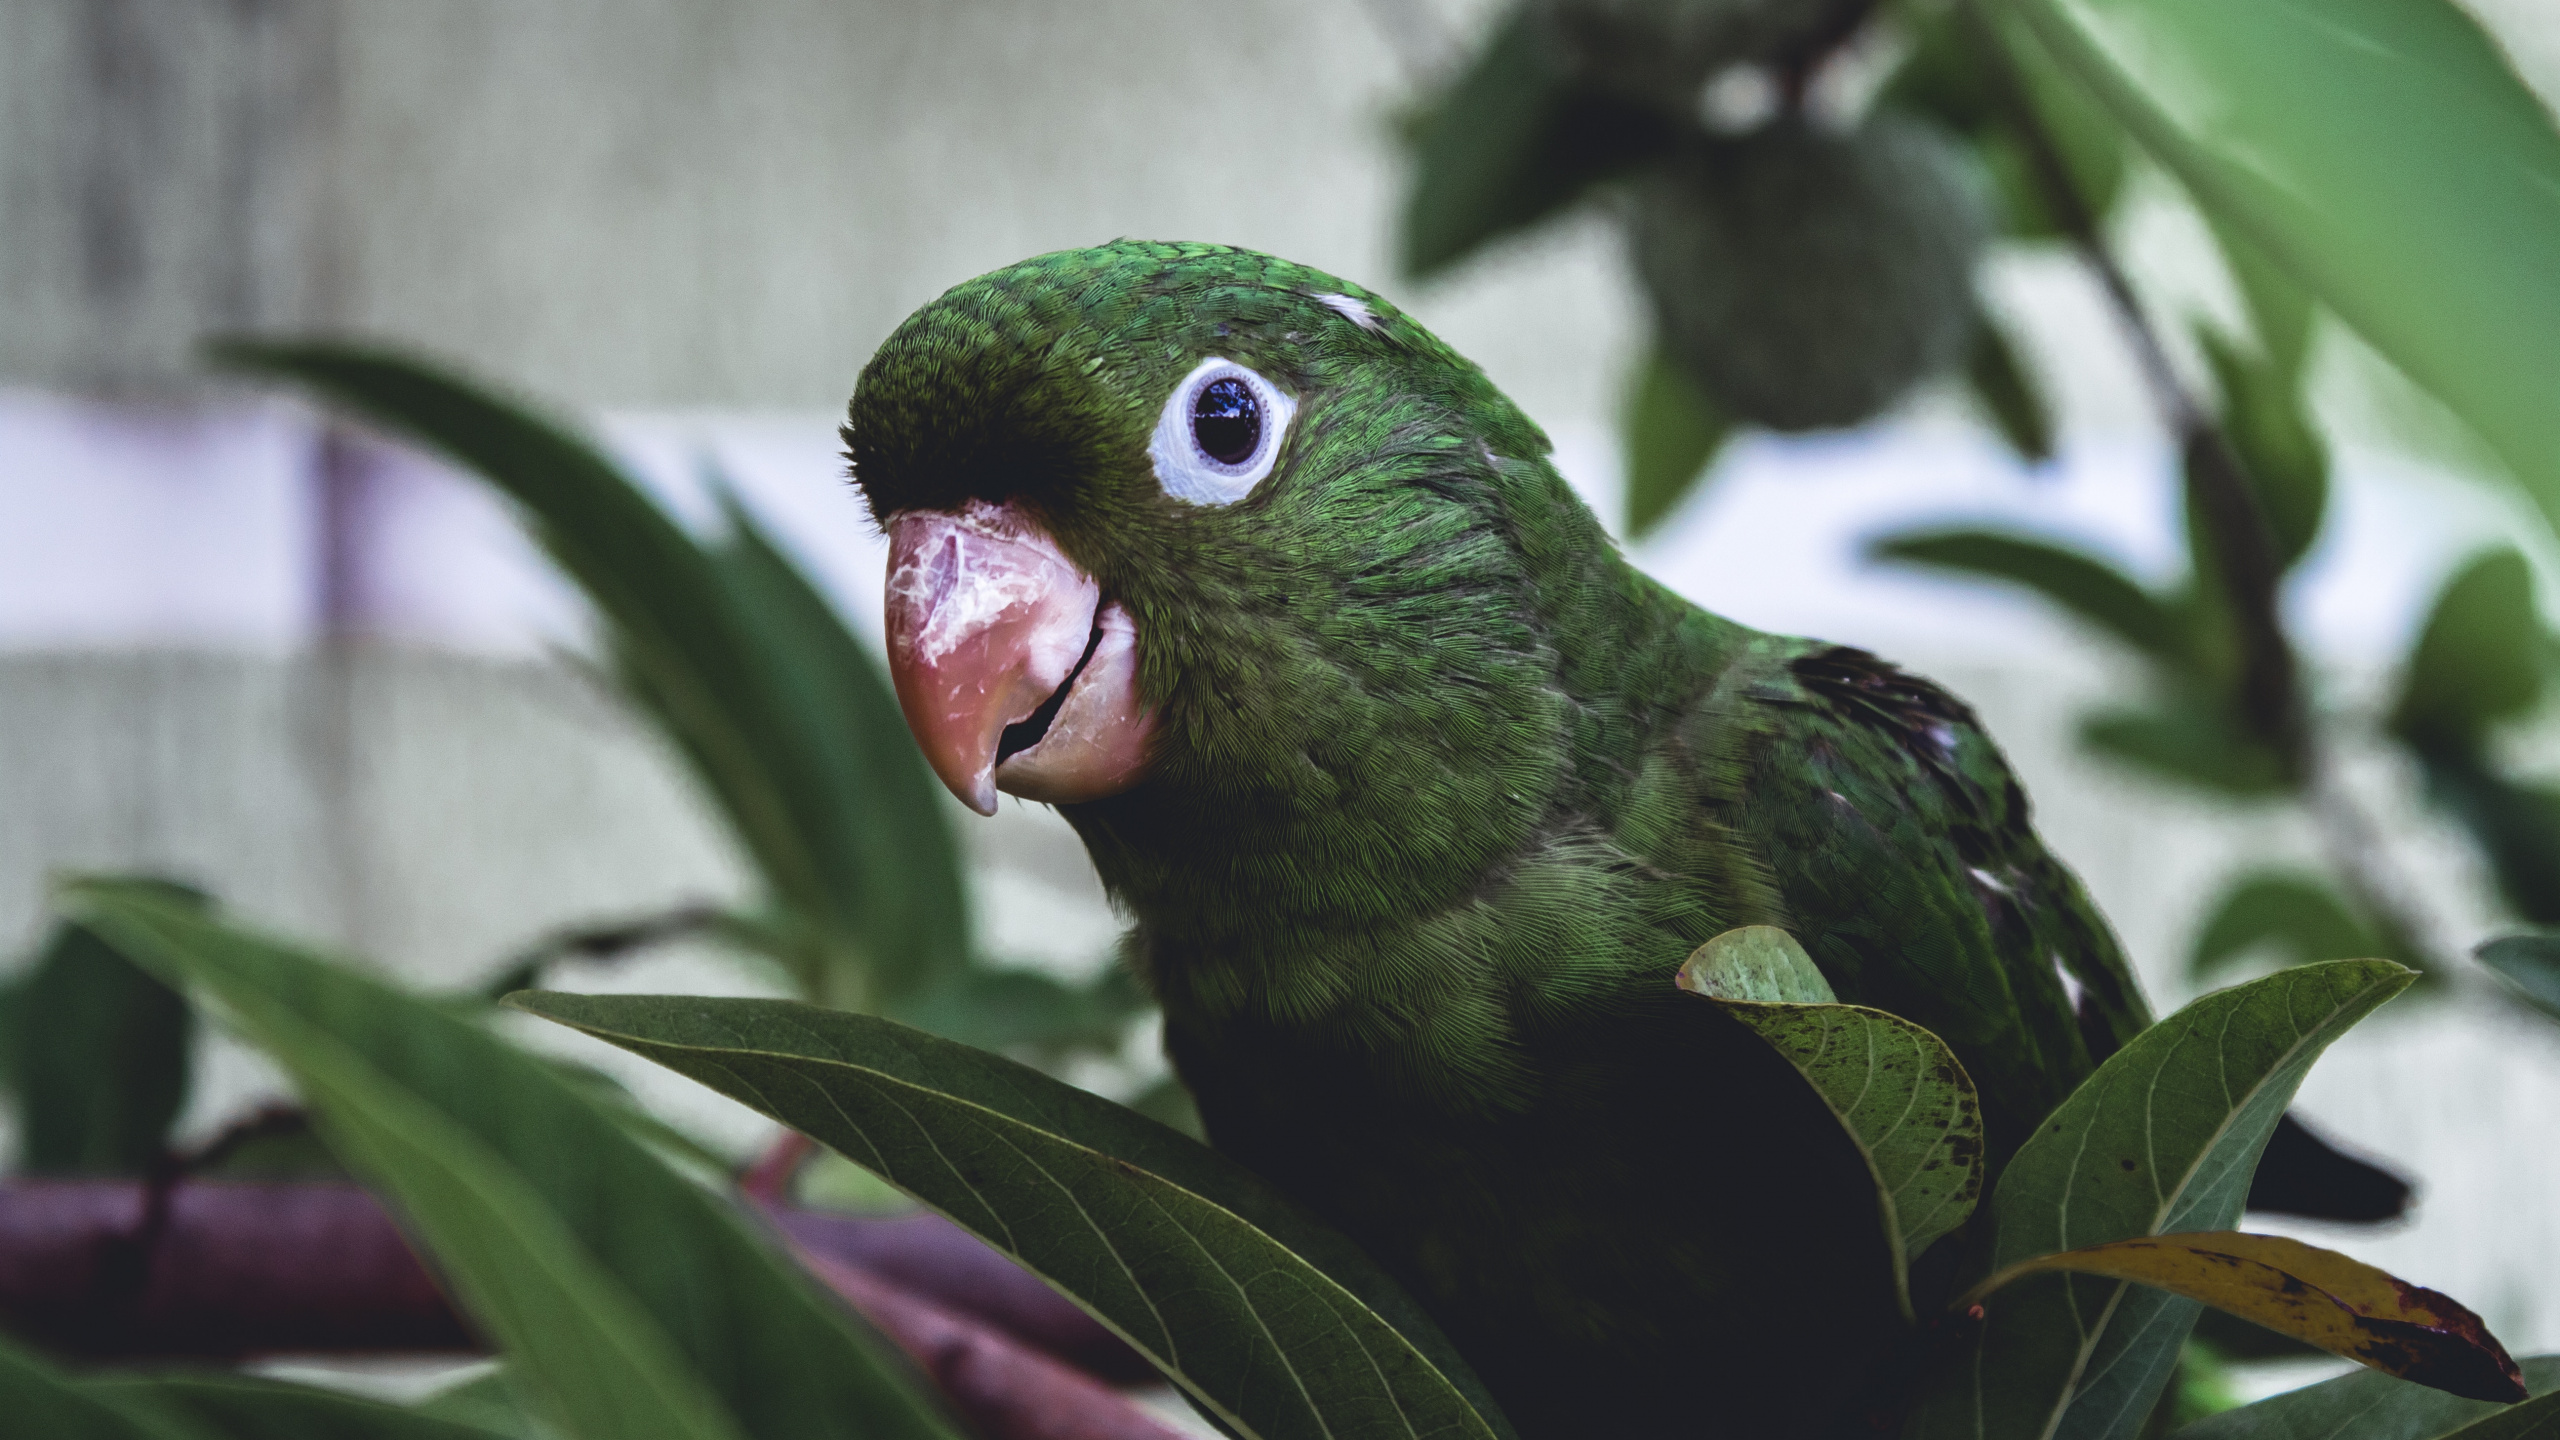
[213,343,1152,1064]
[1399,0,2560,1022]
[4,881,204,1174]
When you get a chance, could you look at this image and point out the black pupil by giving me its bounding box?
[1191,377,1261,466]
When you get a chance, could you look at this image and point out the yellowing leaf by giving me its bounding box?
[1974,1232,2524,1404]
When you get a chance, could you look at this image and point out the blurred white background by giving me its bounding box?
[4,0,2558,1396]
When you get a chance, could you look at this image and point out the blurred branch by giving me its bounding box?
[1955,0,2299,763]
[0,1179,1168,1438]
[1956,0,2447,969]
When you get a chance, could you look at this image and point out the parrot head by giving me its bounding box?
[846,241,1613,925]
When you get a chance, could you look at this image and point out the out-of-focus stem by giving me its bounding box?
[1956,0,2447,967]
[1955,0,2300,763]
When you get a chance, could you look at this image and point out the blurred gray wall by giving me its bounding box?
[0,0,1634,431]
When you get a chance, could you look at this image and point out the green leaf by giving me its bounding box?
[66,880,955,1440]
[1967,1231,2523,1403]
[2413,755,2560,928]
[1677,929,1984,1314]
[1888,5,2129,239]
[1992,0,2560,535]
[2394,549,2547,750]
[1399,3,1672,279]
[1676,925,1836,1004]
[211,343,969,1012]
[1907,959,2415,1440]
[2478,933,2560,1026]
[410,1371,554,1440]
[88,1373,515,1440]
[508,989,1518,1440]
[2081,702,2293,797]
[2197,326,2327,571]
[893,962,1153,1067]
[2210,219,2315,384]
[1967,314,2056,464]
[1870,528,2181,660]
[1621,346,1731,540]
[2172,1355,2560,1440]
[0,1334,214,1440]
[12,883,203,1173]
[2190,872,2391,983]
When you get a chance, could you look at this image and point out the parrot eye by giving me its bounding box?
[1149,357,1295,506]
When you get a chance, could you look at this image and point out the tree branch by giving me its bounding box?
[0,1179,1168,1439]
[1955,0,2301,764]
[1955,0,2452,967]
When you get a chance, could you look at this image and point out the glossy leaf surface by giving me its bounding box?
[510,990,1516,1440]
[69,882,953,1440]
[1909,960,2414,1440]
[1676,925,1835,1004]
[1972,1232,2522,1403]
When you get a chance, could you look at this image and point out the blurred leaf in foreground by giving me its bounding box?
[90,1372,515,1440]
[0,1331,212,1440]
[1998,0,2560,534]
[68,879,955,1440]
[213,342,969,1015]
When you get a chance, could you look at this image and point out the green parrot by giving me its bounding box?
[841,240,2243,1435]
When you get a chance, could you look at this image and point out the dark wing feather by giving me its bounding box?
[1723,645,2148,1156]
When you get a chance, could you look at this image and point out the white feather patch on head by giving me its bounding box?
[1314,291,1380,330]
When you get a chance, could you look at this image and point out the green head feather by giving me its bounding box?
[846,241,1708,949]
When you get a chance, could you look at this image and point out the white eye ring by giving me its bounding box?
[1147,356,1296,507]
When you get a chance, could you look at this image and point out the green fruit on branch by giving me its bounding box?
[1632,111,1988,431]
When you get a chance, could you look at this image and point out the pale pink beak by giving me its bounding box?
[882,500,1156,815]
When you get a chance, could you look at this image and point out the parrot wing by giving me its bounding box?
[1705,642,2148,1155]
